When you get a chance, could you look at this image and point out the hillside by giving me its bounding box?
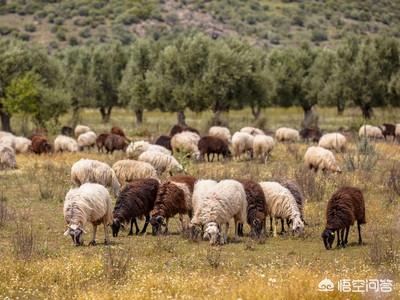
[0,0,399,49]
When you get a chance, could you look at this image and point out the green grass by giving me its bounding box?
[0,107,399,299]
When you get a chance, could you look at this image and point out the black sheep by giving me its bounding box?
[169,124,200,137]
[198,136,231,162]
[111,179,159,237]
[61,126,74,137]
[322,186,366,250]
[155,135,172,151]
[380,123,396,140]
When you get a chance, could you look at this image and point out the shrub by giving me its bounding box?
[291,15,304,27]
[34,10,47,19]
[73,18,90,27]
[24,23,37,32]
[0,26,13,35]
[311,29,328,42]
[49,40,59,49]
[103,246,130,283]
[387,162,400,203]
[294,166,326,202]
[18,32,31,41]
[56,30,66,41]
[12,220,36,260]
[54,17,64,25]
[68,36,79,46]
[79,27,91,39]
[0,194,8,227]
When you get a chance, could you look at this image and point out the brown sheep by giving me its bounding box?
[30,136,52,154]
[111,126,127,138]
[380,123,396,140]
[300,127,322,142]
[169,124,200,137]
[198,136,231,162]
[150,175,197,235]
[96,133,110,152]
[154,135,172,151]
[104,134,128,154]
[111,179,159,237]
[237,179,266,238]
[322,186,366,250]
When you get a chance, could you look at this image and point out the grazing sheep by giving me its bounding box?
[253,135,274,162]
[171,131,201,158]
[322,186,366,249]
[237,179,266,238]
[13,136,31,154]
[358,125,383,139]
[304,146,341,173]
[170,124,200,137]
[190,179,247,245]
[154,135,172,151]
[71,159,120,196]
[231,132,254,160]
[74,125,91,138]
[275,127,300,143]
[150,175,197,235]
[0,145,16,170]
[379,123,396,140]
[112,159,158,186]
[111,179,160,237]
[54,135,79,153]
[208,126,231,143]
[0,135,15,149]
[198,136,231,162]
[138,151,184,175]
[104,134,128,154]
[30,136,52,154]
[63,183,112,246]
[111,126,127,139]
[77,131,97,150]
[259,181,304,237]
[318,133,347,152]
[240,126,265,136]
[191,179,218,215]
[0,131,13,138]
[61,126,74,137]
[300,127,322,142]
[126,140,171,159]
[96,133,110,153]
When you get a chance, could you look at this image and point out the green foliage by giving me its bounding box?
[24,24,37,33]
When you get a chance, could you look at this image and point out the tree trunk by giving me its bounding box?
[100,106,112,123]
[251,105,261,120]
[0,110,12,132]
[177,111,186,126]
[72,107,80,127]
[301,106,319,129]
[135,109,143,126]
[337,104,345,115]
[361,106,373,119]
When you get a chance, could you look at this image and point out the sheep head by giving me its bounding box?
[150,215,166,235]
[111,218,124,237]
[203,222,221,246]
[190,223,202,241]
[64,224,86,246]
[251,218,263,238]
[321,229,335,250]
[291,217,305,236]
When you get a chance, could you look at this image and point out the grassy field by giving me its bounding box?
[0,107,399,299]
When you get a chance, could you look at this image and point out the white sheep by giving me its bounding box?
[0,131,14,138]
[54,135,79,153]
[170,131,201,158]
[74,125,91,138]
[0,145,16,170]
[0,135,15,149]
[358,125,384,139]
[13,136,31,153]
[259,181,304,237]
[253,135,274,162]
[63,183,112,246]
[191,179,247,245]
[112,159,158,186]
[240,126,265,136]
[318,133,347,152]
[304,146,341,173]
[191,179,218,214]
[231,132,254,160]
[71,159,120,196]
[138,151,184,175]
[208,126,231,143]
[77,131,97,150]
[275,127,300,142]
[126,140,171,159]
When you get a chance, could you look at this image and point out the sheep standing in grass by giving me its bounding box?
[126,140,171,159]
[191,179,218,214]
[63,183,112,246]
[74,125,91,138]
[13,137,31,154]
[170,124,200,136]
[322,186,366,249]
[318,133,347,152]
[209,126,231,143]
[0,135,15,149]
[150,175,197,235]
[112,159,158,186]
[154,135,172,151]
[198,136,231,162]
[171,131,201,158]
[54,135,79,153]
[104,134,128,154]
[77,131,97,150]
[111,179,159,237]
[253,135,274,163]
[71,159,120,196]
[379,123,396,140]
[138,151,183,175]
[0,145,16,170]
[96,133,110,152]
[259,181,304,237]
[358,125,383,139]
[231,132,254,160]
[240,126,265,136]
[30,136,52,154]
[191,180,247,245]
[275,127,300,143]
[304,146,341,173]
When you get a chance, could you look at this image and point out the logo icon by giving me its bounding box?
[318,278,335,292]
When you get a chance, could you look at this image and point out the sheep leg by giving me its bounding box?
[336,230,341,248]
[272,217,277,237]
[340,229,346,248]
[269,216,273,233]
[89,225,97,246]
[140,215,150,235]
[223,222,229,244]
[280,219,286,234]
[234,220,239,239]
[344,226,350,246]
[103,222,109,245]
[164,218,169,234]
[179,213,185,231]
[357,222,362,245]
[237,223,243,237]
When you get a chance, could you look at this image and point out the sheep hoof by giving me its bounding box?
[88,240,96,246]
[104,240,109,245]
[127,232,133,236]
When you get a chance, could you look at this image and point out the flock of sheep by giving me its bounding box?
[1,120,394,249]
